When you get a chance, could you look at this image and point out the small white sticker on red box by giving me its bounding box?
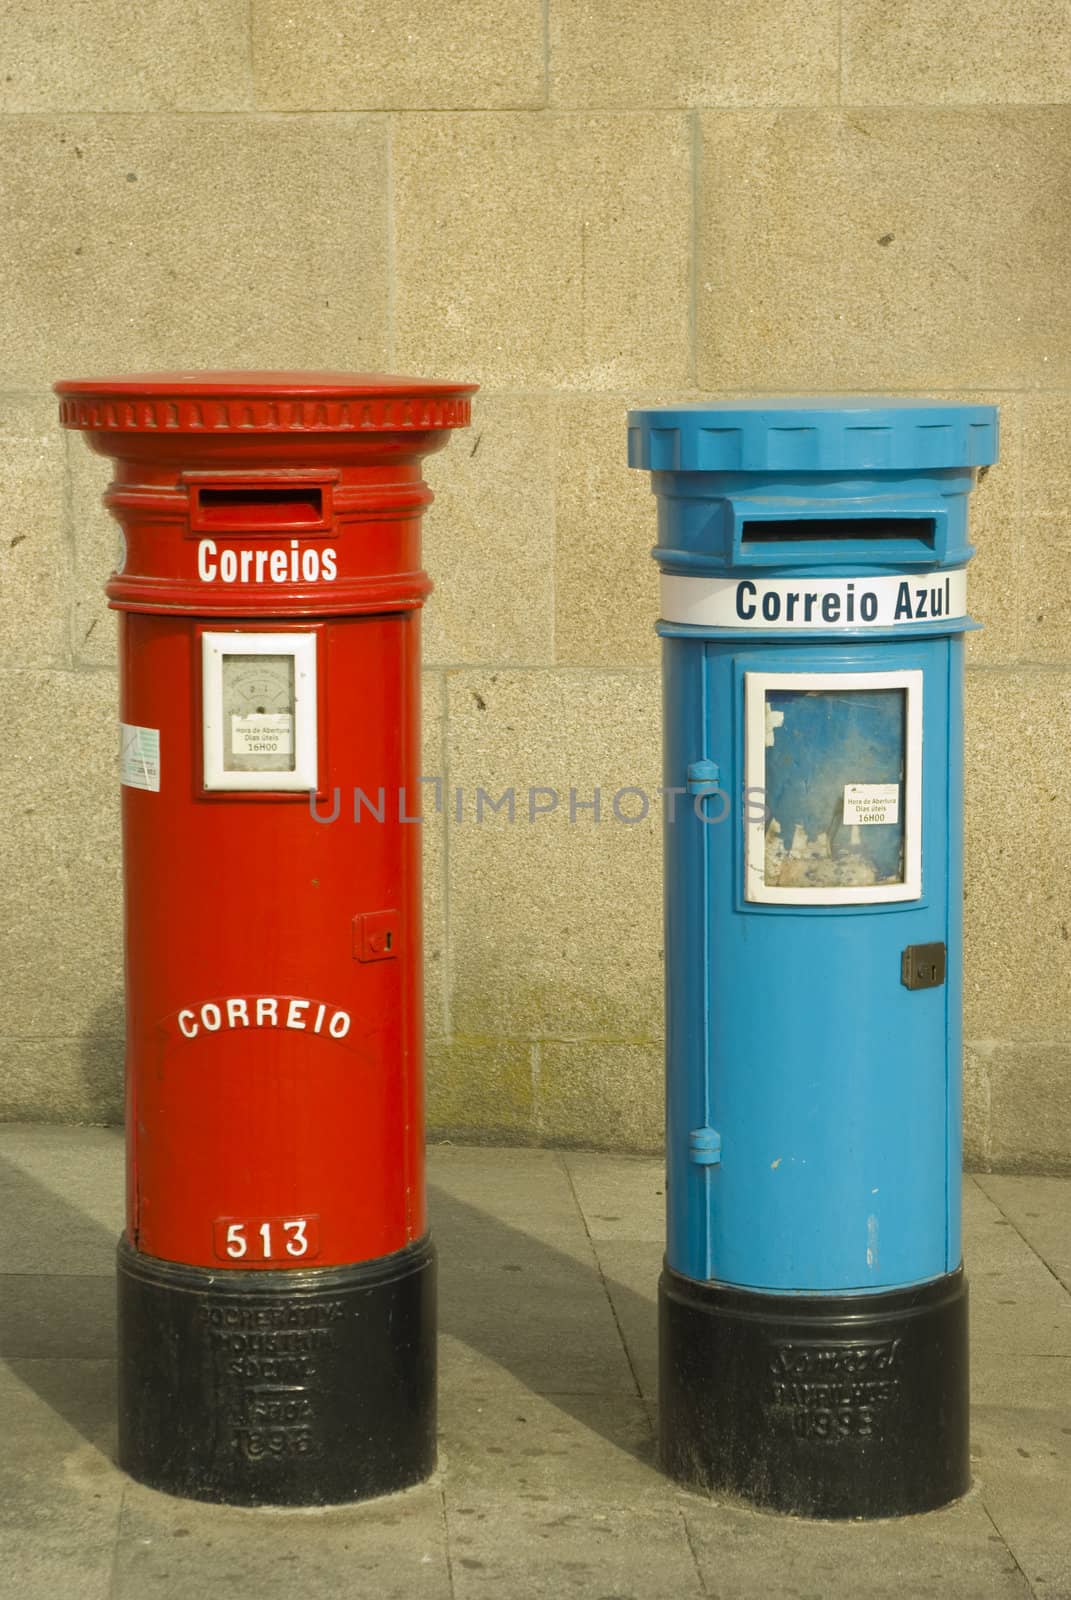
[119,723,160,792]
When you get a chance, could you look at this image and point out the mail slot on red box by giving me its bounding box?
[57,371,475,1508]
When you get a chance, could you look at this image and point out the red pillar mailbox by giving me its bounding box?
[56,371,475,1506]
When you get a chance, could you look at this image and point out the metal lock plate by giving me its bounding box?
[354,910,400,963]
[901,942,946,990]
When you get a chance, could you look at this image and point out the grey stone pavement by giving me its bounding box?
[1,1128,1069,1600]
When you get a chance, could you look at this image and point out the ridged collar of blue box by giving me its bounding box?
[626,399,998,474]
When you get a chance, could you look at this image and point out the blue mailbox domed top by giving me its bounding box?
[627,398,998,474]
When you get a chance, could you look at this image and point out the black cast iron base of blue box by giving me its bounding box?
[658,1263,969,1519]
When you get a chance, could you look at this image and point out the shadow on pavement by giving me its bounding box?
[0,1150,119,1453]
[0,1152,657,1470]
[430,1181,657,1466]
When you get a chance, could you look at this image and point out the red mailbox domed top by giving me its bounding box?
[56,366,473,432]
[55,370,477,435]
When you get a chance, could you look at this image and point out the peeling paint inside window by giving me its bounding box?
[763,688,906,889]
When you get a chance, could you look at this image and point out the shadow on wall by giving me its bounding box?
[0,1157,655,1471]
[78,994,125,1125]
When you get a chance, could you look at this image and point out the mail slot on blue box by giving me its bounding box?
[628,399,998,1520]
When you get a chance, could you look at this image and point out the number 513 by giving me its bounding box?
[212,1215,320,1264]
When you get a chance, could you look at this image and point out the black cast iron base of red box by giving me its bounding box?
[117,1233,436,1506]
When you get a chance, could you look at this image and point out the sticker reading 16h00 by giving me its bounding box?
[230,713,293,758]
[213,1214,320,1264]
[843,783,900,828]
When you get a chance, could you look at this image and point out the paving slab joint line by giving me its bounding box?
[106,1480,127,1600]
[977,1179,1071,1298]
[982,1499,1039,1600]
[679,1506,711,1598]
[559,1151,647,1406]
[438,1481,457,1600]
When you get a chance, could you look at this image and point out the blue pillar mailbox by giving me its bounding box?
[628,399,998,1519]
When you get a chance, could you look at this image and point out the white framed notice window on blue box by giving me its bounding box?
[744,669,923,906]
